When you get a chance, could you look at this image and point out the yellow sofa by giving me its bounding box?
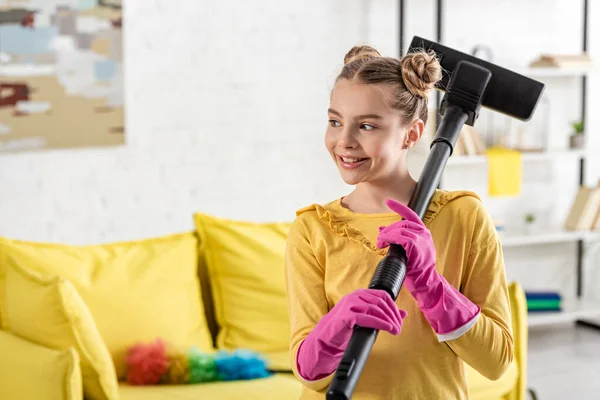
[0,214,527,400]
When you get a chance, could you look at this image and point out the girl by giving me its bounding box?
[285,45,513,399]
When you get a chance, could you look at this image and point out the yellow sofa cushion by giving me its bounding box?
[0,233,215,380]
[507,280,528,400]
[194,213,290,353]
[0,329,82,400]
[119,373,302,400]
[2,261,119,400]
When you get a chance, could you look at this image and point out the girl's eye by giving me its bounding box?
[329,119,340,127]
[360,124,376,131]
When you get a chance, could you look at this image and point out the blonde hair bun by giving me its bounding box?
[400,50,442,98]
[344,45,381,65]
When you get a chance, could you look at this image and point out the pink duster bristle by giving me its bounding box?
[126,338,169,385]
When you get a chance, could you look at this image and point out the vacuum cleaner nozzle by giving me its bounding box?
[409,36,545,122]
[440,61,491,126]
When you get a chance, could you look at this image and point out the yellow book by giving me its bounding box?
[485,147,522,197]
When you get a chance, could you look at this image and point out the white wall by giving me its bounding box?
[0,0,367,241]
[0,0,599,298]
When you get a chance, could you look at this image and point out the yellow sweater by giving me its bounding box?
[284,189,514,399]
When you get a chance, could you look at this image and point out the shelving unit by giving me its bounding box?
[400,0,600,330]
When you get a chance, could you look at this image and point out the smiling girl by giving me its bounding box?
[284,45,514,399]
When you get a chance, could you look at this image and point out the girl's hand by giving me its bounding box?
[296,288,407,381]
[376,199,481,341]
[376,199,437,282]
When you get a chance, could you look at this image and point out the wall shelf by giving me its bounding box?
[500,228,600,248]
[528,299,600,327]
[516,66,594,78]
[445,149,587,166]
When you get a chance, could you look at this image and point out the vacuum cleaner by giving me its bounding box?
[325,36,545,400]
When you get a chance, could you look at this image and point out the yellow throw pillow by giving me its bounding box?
[0,330,82,400]
[0,232,214,380]
[3,261,119,400]
[194,213,291,353]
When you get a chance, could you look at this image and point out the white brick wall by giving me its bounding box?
[0,0,599,297]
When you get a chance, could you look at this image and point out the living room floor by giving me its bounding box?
[527,323,600,399]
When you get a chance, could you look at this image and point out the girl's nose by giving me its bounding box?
[338,127,358,149]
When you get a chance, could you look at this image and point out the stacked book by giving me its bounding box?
[453,125,487,156]
[529,53,593,68]
[526,291,562,313]
[564,183,600,231]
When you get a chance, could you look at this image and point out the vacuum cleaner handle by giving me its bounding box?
[326,245,407,400]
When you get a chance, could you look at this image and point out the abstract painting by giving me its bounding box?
[0,0,124,152]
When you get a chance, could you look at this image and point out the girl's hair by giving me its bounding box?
[338,45,442,126]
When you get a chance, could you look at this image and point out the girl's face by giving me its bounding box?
[325,79,423,186]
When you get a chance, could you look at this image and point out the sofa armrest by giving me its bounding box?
[0,330,82,400]
[505,281,528,400]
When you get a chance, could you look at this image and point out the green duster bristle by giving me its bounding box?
[187,347,218,383]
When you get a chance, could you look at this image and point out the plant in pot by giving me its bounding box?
[569,120,584,149]
[524,213,536,234]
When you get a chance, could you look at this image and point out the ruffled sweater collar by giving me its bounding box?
[296,189,479,254]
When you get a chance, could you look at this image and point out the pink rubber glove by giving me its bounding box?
[376,199,480,341]
[296,288,407,381]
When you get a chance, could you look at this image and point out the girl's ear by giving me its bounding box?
[403,119,425,149]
